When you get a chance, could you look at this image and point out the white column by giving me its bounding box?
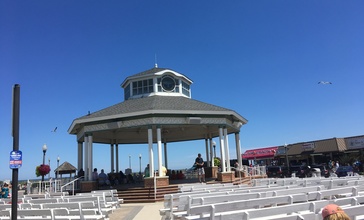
[224,128,231,171]
[88,134,93,181]
[157,127,163,177]
[205,139,210,167]
[235,132,242,168]
[164,142,168,169]
[209,139,214,167]
[110,143,114,173]
[115,143,119,173]
[148,127,154,177]
[219,127,226,172]
[84,136,89,181]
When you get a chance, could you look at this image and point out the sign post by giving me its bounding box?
[10,151,22,169]
[11,84,20,220]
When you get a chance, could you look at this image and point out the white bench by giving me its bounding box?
[183,193,309,219]
[161,185,324,220]
[182,200,329,220]
[45,202,104,219]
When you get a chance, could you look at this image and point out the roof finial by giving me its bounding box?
[154,53,158,68]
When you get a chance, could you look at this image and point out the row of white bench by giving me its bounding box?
[251,176,364,188]
[0,189,122,220]
[161,176,364,220]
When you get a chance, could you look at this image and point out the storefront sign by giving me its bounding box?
[346,137,364,149]
[302,142,315,151]
[242,147,278,159]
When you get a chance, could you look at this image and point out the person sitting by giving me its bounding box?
[177,170,185,180]
[322,204,351,220]
[127,173,134,184]
[109,173,118,186]
[77,168,85,178]
[160,165,167,177]
[92,168,98,181]
[98,169,110,186]
[171,170,177,180]
[119,170,127,184]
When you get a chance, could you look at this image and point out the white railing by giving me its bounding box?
[27,179,62,194]
[61,177,83,195]
[27,178,83,195]
[241,165,266,177]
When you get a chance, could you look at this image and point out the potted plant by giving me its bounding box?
[35,164,51,177]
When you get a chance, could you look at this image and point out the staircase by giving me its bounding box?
[117,185,179,203]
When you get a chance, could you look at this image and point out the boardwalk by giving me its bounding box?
[109,202,164,220]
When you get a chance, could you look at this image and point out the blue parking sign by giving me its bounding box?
[10,150,22,169]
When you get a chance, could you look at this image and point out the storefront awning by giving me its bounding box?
[242,146,278,159]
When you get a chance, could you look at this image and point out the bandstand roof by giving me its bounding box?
[68,95,247,144]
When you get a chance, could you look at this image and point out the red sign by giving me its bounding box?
[242,147,278,159]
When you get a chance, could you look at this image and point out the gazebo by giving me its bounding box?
[54,161,77,178]
[68,66,248,190]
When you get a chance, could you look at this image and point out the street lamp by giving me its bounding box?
[139,154,142,174]
[129,155,131,169]
[41,144,47,193]
[285,143,289,169]
[57,156,60,179]
[41,144,48,182]
[48,158,50,178]
[212,140,216,159]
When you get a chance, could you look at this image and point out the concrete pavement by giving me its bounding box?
[109,202,164,220]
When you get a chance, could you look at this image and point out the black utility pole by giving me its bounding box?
[11,84,20,220]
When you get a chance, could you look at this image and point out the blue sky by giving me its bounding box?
[1,1,364,180]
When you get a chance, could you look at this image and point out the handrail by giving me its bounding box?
[61,176,83,195]
[154,171,157,200]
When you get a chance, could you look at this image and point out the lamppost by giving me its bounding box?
[41,144,47,193]
[212,140,216,159]
[139,154,142,174]
[48,158,50,178]
[285,143,289,169]
[129,155,131,169]
[57,156,60,179]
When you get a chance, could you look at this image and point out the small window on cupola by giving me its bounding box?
[161,75,176,92]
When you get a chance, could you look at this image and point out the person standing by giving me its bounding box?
[1,183,9,198]
[195,153,205,183]
[144,164,150,178]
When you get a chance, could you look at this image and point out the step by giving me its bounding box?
[117,185,179,203]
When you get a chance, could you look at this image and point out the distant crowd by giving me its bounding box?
[76,165,189,187]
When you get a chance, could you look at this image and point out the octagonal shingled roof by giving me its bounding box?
[71,96,246,123]
[54,161,77,175]
[68,96,247,144]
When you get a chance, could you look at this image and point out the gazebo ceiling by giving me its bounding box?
[69,95,247,144]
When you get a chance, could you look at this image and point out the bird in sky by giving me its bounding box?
[51,127,57,132]
[318,81,332,84]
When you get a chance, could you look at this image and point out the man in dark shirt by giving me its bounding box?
[195,153,205,183]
